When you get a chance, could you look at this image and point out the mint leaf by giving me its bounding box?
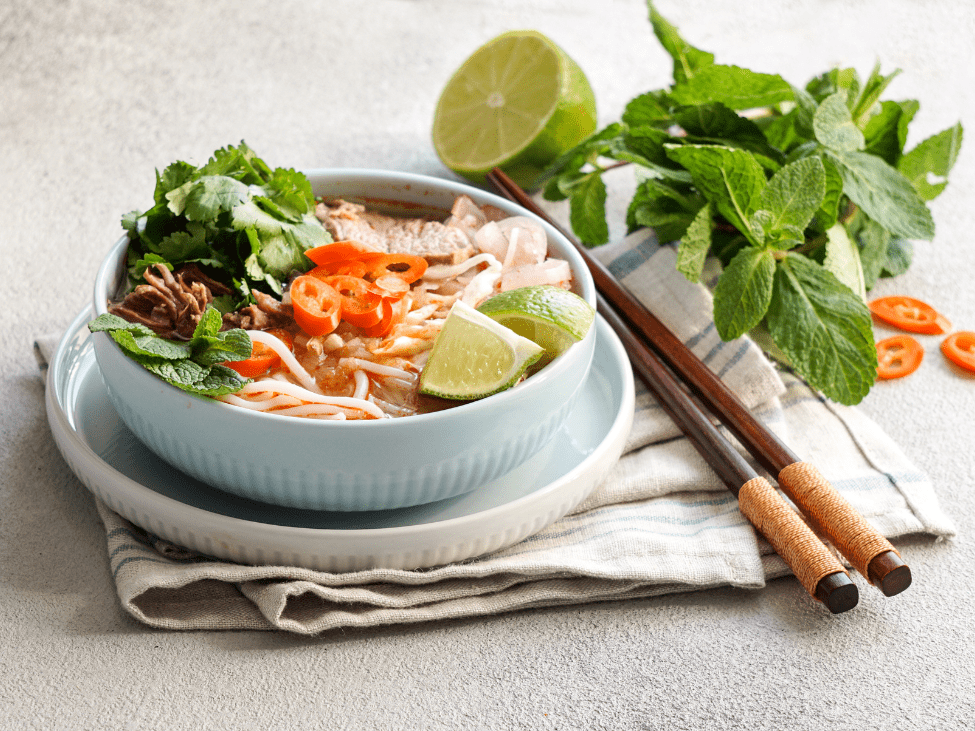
[675,202,713,282]
[664,144,766,244]
[192,327,253,367]
[674,102,783,164]
[897,122,964,201]
[142,359,245,396]
[856,218,891,289]
[537,123,625,196]
[767,254,876,405]
[880,237,913,278]
[813,91,865,152]
[626,178,701,241]
[814,156,845,231]
[826,149,935,240]
[823,223,867,301]
[669,65,794,110]
[108,329,193,360]
[712,246,776,340]
[754,156,826,244]
[89,308,252,397]
[621,91,673,127]
[863,99,919,164]
[192,305,224,339]
[848,62,901,128]
[569,173,609,245]
[648,1,714,83]
[88,313,155,337]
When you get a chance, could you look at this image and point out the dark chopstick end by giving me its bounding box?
[816,572,859,614]
[869,551,912,597]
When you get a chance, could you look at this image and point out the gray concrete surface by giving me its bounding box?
[2,1,974,728]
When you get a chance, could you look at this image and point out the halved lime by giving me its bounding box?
[432,30,597,190]
[476,285,595,364]
[419,300,544,400]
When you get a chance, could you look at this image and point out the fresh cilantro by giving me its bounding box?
[121,141,331,307]
[88,310,253,397]
[538,1,962,404]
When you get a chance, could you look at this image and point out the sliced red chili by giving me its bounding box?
[367,253,428,284]
[290,275,341,336]
[869,296,951,335]
[876,335,924,379]
[323,274,384,328]
[306,240,384,267]
[224,341,280,378]
[941,331,975,374]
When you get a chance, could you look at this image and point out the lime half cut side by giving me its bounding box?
[432,30,597,190]
[419,300,545,401]
[476,285,595,365]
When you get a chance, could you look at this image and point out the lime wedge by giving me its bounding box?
[476,285,595,364]
[419,300,544,400]
[432,30,597,190]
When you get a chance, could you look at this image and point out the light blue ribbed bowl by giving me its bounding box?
[92,169,596,511]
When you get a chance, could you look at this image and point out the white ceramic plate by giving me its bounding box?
[46,306,634,572]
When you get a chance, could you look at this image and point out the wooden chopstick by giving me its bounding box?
[596,292,857,613]
[486,167,911,598]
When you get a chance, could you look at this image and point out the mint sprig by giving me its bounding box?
[121,142,331,306]
[537,1,962,405]
[88,309,253,397]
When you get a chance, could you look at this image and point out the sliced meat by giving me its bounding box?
[315,199,474,265]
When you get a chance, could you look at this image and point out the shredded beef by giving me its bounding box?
[108,264,232,340]
[221,290,293,331]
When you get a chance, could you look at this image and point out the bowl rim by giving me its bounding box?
[92,167,597,430]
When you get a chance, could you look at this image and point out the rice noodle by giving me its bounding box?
[353,369,370,400]
[223,378,386,419]
[341,357,415,380]
[247,330,322,394]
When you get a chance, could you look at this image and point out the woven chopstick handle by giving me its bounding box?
[738,476,848,598]
[778,462,898,581]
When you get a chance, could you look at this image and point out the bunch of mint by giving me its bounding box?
[537,2,962,404]
[89,307,252,396]
[122,142,330,310]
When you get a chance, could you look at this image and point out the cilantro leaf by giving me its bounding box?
[767,254,876,405]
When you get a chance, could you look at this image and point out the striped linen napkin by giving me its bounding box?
[38,229,956,634]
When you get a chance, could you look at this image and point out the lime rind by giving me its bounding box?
[476,285,596,360]
[419,300,544,401]
[432,30,597,189]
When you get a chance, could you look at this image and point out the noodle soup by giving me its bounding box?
[91,169,596,510]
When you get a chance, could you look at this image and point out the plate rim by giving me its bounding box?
[47,306,635,566]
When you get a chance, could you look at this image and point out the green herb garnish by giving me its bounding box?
[89,307,253,397]
[538,1,963,404]
[121,141,330,306]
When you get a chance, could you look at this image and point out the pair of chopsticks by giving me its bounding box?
[487,167,911,614]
